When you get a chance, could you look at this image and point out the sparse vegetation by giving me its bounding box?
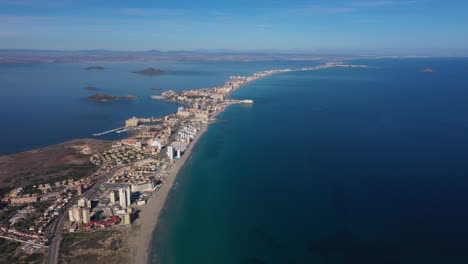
[0,238,45,264]
[0,139,111,190]
[59,230,132,264]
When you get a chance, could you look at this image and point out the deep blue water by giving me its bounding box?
[0,60,321,155]
[150,58,468,264]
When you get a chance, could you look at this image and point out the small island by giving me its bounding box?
[150,87,163,90]
[85,66,105,70]
[132,68,171,75]
[420,68,436,72]
[87,93,139,101]
[83,86,98,90]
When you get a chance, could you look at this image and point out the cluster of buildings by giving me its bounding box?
[61,70,260,233]
[0,63,375,257]
[0,68,262,246]
[8,206,35,225]
[68,205,91,224]
[100,145,149,165]
[0,159,112,246]
[176,107,210,121]
[6,65,368,253]
[0,224,49,245]
[65,185,134,232]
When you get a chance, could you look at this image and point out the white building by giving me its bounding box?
[82,208,91,224]
[151,140,163,149]
[126,186,131,208]
[109,191,116,204]
[118,188,131,208]
[176,149,181,159]
[68,206,83,223]
[167,146,174,160]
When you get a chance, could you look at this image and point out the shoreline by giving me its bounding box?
[0,62,369,263]
[128,63,370,263]
[130,107,225,264]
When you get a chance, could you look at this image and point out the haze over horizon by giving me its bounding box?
[1,0,468,55]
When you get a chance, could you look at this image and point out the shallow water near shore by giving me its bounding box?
[150,58,468,264]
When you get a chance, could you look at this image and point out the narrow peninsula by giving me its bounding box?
[0,62,368,264]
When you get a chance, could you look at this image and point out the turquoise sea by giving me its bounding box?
[2,58,468,264]
[149,58,468,264]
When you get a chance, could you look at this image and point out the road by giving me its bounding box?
[46,165,118,264]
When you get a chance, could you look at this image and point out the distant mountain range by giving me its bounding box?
[0,49,324,65]
[0,49,464,65]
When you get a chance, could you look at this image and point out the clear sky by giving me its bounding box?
[1,0,467,54]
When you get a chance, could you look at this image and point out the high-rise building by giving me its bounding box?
[78,198,92,208]
[176,149,181,159]
[86,199,92,208]
[167,146,174,160]
[118,188,127,208]
[82,208,91,224]
[124,213,132,225]
[76,184,84,195]
[78,198,86,207]
[109,191,116,204]
[118,187,131,208]
[126,186,131,208]
[68,209,75,222]
[69,206,83,223]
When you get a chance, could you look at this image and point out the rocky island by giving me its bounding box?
[420,68,436,72]
[150,87,163,90]
[132,68,170,75]
[83,86,98,90]
[87,93,139,101]
[85,66,105,70]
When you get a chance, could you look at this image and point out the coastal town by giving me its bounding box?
[0,62,367,263]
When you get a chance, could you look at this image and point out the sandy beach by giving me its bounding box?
[129,107,226,264]
[127,64,361,263]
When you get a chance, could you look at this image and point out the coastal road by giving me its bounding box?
[46,165,118,264]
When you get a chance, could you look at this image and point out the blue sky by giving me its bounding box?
[0,0,467,54]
